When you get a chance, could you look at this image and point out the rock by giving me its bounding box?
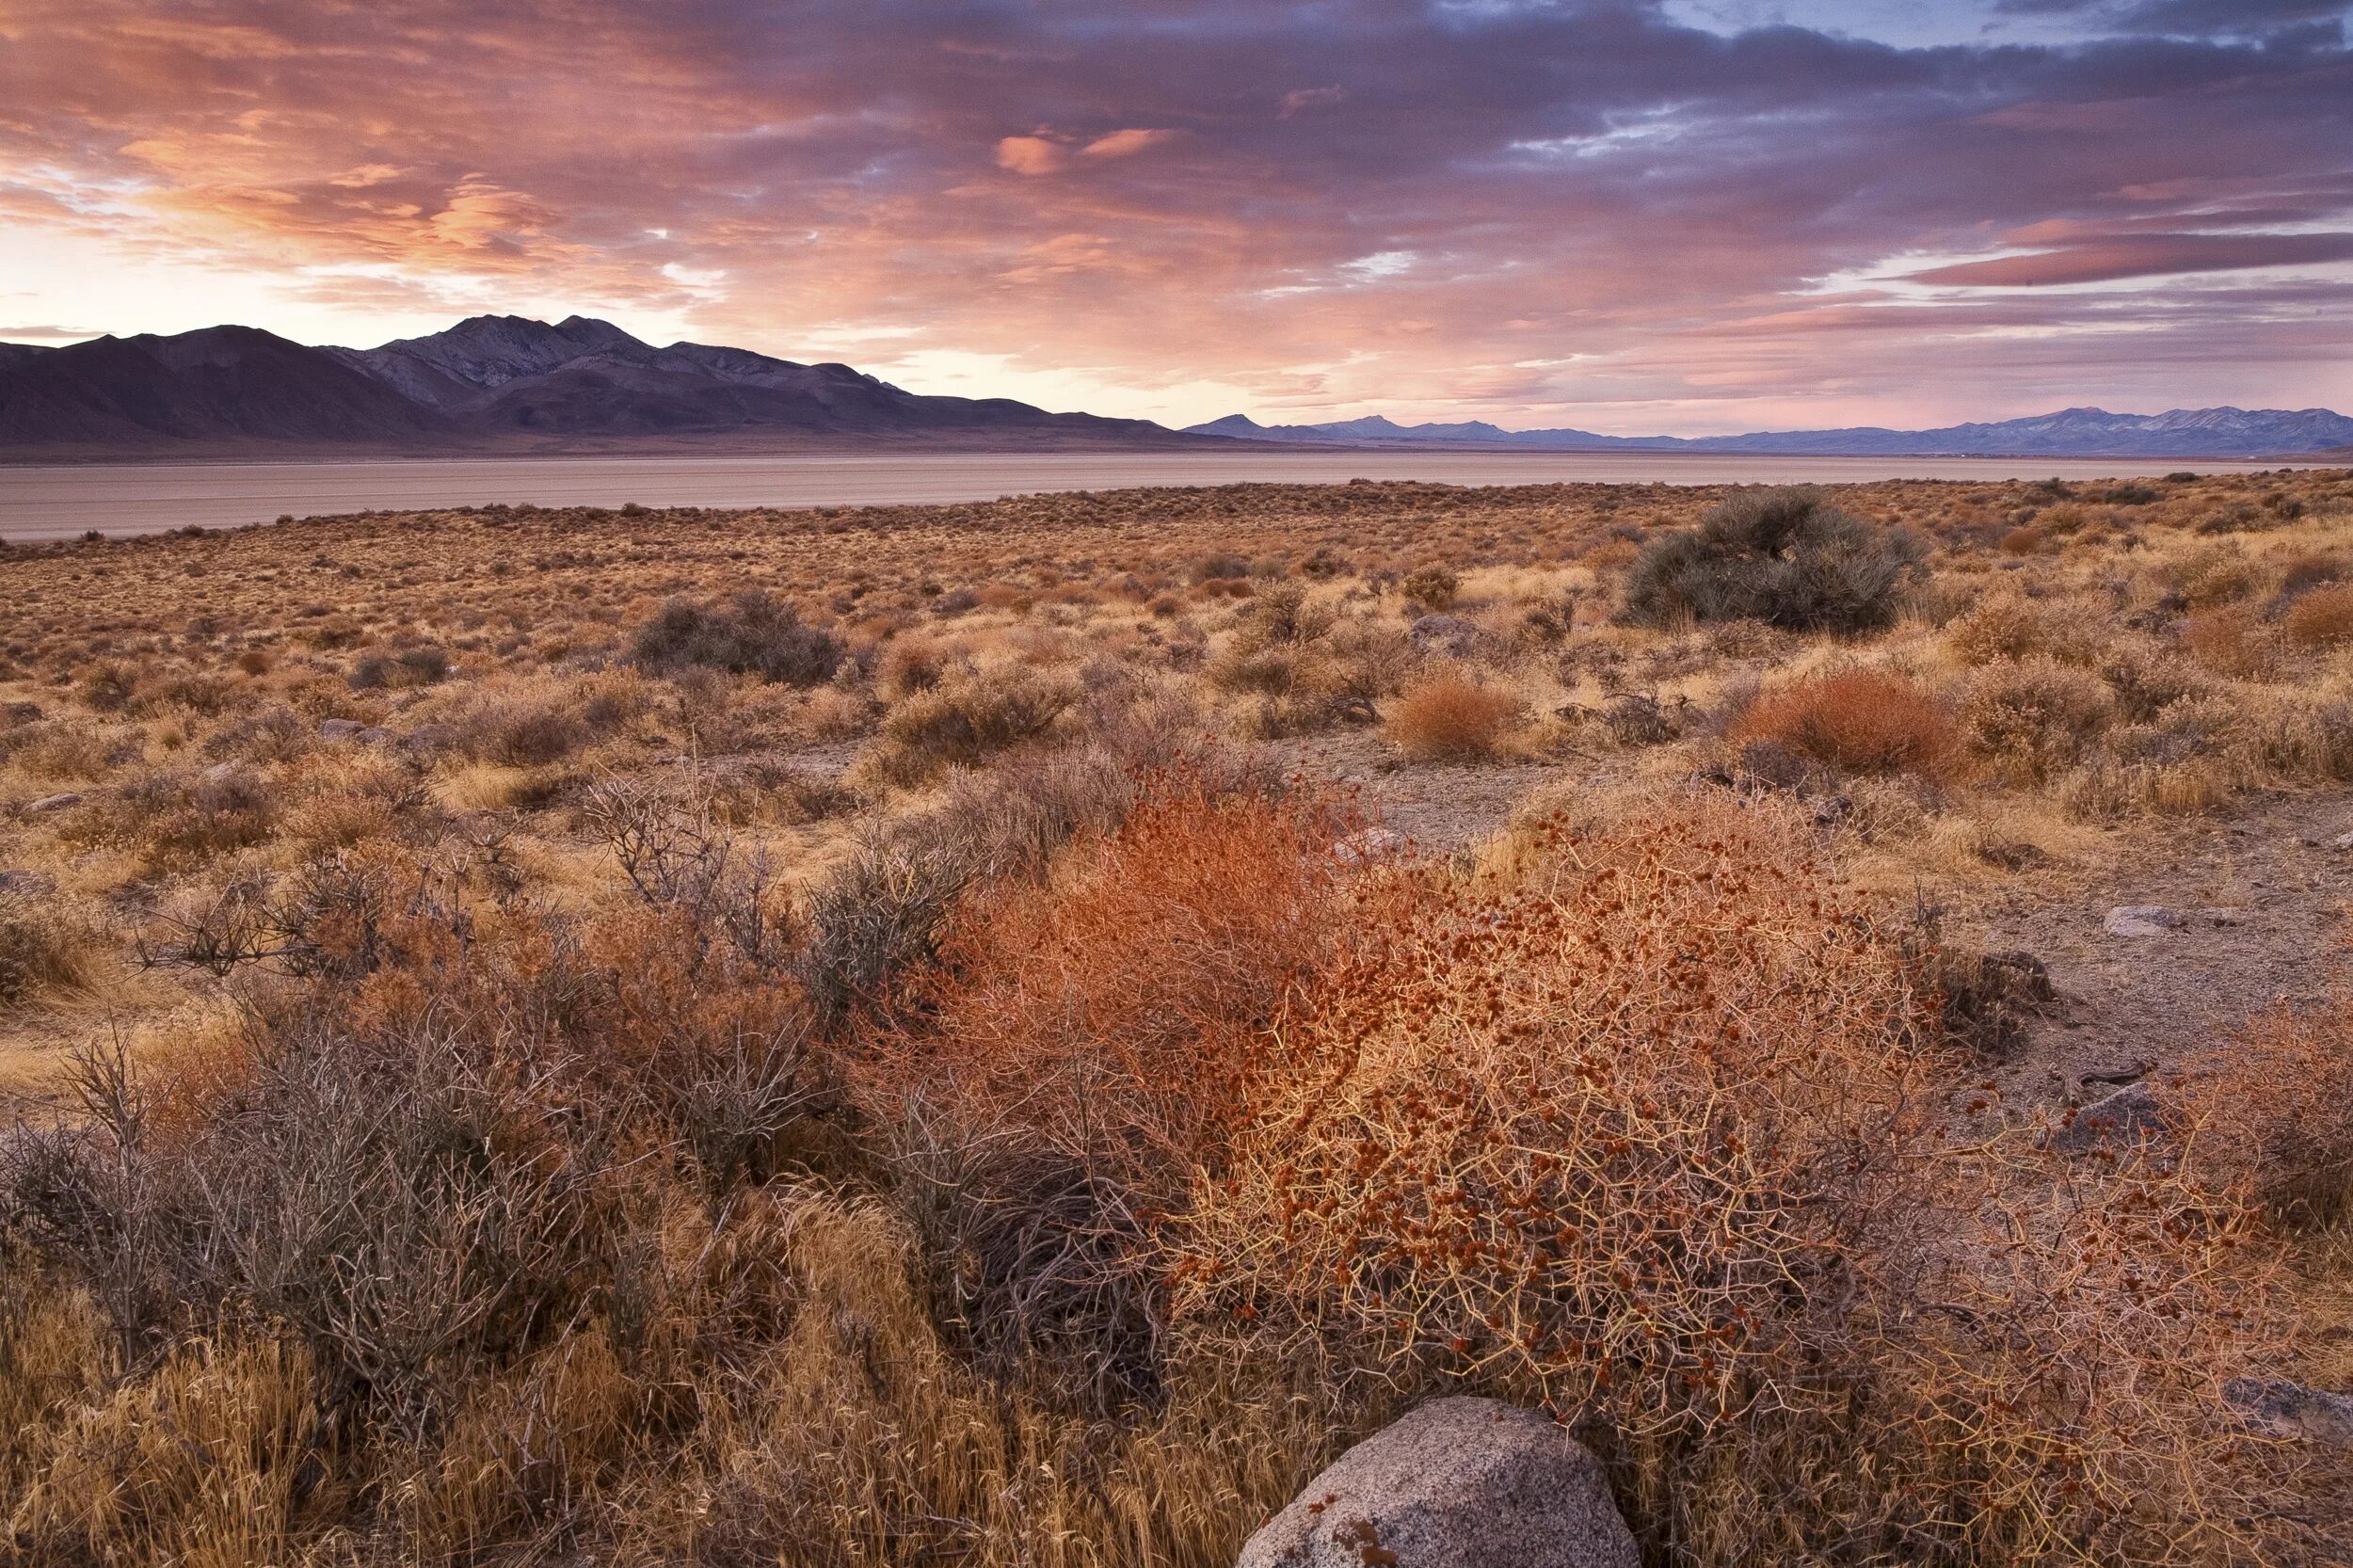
[2103,904,2184,938]
[1235,1398,1637,1568]
[2044,1080,2162,1154]
[355,727,393,746]
[319,718,366,740]
[1407,615,1489,659]
[2223,1377,2353,1445]
[1335,827,1410,866]
[2329,829,2353,850]
[24,792,83,814]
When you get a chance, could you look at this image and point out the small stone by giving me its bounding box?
[2329,830,2353,849]
[2103,904,2184,937]
[2044,1080,2162,1154]
[2223,1377,2353,1446]
[1235,1398,1637,1568]
[2196,906,2250,926]
[1335,826,1410,866]
[25,792,83,814]
[355,727,393,745]
[319,718,365,740]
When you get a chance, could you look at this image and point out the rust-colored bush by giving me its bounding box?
[2180,605,2279,680]
[2284,583,2353,650]
[856,782,1344,1198]
[1385,676,1520,760]
[1727,668,1959,779]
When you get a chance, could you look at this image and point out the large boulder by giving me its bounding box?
[1237,1398,1637,1568]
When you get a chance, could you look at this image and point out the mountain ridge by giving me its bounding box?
[1189,405,2353,458]
[0,315,1214,458]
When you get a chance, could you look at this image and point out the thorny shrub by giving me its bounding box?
[1174,799,2294,1565]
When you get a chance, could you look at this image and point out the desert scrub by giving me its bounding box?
[1726,668,1959,780]
[1385,675,1521,760]
[856,664,1079,786]
[0,888,94,1010]
[1944,590,2097,666]
[2284,582,2353,649]
[1175,798,2291,1567]
[1961,657,2114,784]
[630,588,843,686]
[1620,486,1924,634]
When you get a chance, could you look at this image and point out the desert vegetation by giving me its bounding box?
[4,469,2353,1564]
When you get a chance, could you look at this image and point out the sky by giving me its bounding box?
[3,1,2350,434]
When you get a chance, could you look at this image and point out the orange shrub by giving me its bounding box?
[2284,583,2353,650]
[1385,676,1520,760]
[1726,668,1959,779]
[2180,606,2277,679]
[855,781,1344,1193]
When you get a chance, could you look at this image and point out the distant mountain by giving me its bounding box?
[0,315,1209,457]
[1189,406,2353,459]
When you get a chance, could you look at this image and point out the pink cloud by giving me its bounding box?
[1909,232,2353,287]
[993,135,1067,175]
[1080,127,1177,159]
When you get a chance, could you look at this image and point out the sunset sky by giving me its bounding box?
[4,1,2350,432]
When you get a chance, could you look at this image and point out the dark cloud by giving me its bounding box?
[1,0,2348,426]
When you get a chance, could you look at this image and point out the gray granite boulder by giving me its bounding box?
[1237,1398,1636,1568]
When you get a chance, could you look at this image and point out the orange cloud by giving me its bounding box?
[1080,127,1176,159]
[994,135,1067,175]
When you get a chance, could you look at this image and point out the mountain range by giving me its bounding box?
[1186,407,2353,459]
[6,313,2347,461]
[0,315,1204,458]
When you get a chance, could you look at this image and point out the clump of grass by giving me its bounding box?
[1726,668,1959,780]
[856,664,1079,786]
[0,888,94,1011]
[1621,487,1924,634]
[1385,675,1521,760]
